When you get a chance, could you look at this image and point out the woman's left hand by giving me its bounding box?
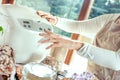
[39,29,83,50]
[37,11,58,25]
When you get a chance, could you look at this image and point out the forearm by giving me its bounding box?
[77,43,120,70]
[55,14,120,38]
[55,17,102,35]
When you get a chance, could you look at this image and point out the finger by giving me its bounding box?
[37,11,49,16]
[40,38,58,43]
[39,33,49,37]
[37,11,44,14]
[46,43,55,49]
[47,18,51,22]
[46,43,60,49]
[44,29,59,38]
[46,17,54,22]
[40,30,60,41]
[39,33,54,40]
[46,44,53,49]
[41,15,49,18]
[36,11,42,15]
[45,30,59,39]
[41,15,54,23]
[44,29,53,34]
[37,11,51,18]
[39,38,50,43]
[37,11,45,17]
[46,17,55,21]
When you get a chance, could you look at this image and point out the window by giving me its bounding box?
[0,0,2,4]
[16,0,84,37]
[90,0,120,18]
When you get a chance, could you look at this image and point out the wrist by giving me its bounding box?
[71,41,84,50]
[76,42,84,50]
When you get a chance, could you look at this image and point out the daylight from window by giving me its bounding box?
[90,0,120,18]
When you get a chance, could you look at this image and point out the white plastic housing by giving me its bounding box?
[0,4,52,64]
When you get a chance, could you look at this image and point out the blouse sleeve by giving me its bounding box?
[55,14,120,38]
[77,43,120,71]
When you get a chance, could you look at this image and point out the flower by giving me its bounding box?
[72,71,95,80]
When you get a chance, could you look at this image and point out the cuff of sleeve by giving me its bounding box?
[55,17,64,27]
[77,42,94,60]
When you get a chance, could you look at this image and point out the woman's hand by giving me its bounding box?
[37,11,58,25]
[39,30,84,50]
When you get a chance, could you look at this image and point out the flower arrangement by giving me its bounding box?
[72,71,96,80]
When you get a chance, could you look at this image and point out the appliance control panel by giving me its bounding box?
[18,18,53,33]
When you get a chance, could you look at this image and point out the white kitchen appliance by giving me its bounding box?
[0,4,53,64]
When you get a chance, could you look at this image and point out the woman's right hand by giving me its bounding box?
[37,11,58,25]
[39,29,84,50]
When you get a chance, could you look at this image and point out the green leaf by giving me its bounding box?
[0,26,3,34]
[0,26,3,31]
